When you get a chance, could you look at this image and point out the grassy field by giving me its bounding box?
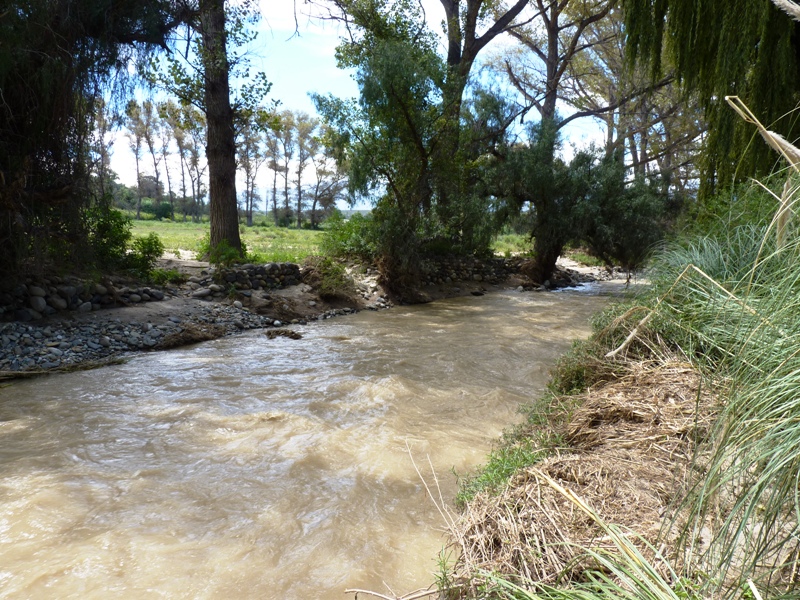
[131,217,324,263]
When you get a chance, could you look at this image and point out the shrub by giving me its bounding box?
[86,206,132,270]
[303,255,357,300]
[127,233,164,276]
[321,211,378,260]
[149,268,187,285]
[197,234,247,267]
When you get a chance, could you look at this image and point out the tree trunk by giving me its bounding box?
[200,0,242,255]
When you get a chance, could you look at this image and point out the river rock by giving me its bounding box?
[28,285,46,297]
[128,294,142,303]
[78,302,92,313]
[57,285,76,300]
[47,295,68,310]
[192,288,212,298]
[233,301,243,309]
[29,296,47,313]
[94,283,108,296]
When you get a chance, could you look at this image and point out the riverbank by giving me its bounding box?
[0,256,612,379]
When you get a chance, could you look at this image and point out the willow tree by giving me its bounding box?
[622,0,800,193]
[0,0,191,278]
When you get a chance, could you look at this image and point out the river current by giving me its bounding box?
[0,287,611,599]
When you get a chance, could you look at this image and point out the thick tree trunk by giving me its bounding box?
[200,0,242,255]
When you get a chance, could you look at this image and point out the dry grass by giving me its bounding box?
[449,359,716,594]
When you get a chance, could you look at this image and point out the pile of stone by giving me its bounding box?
[420,256,511,286]
[0,278,168,322]
[0,303,306,373]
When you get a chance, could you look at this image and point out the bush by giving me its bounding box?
[303,255,357,300]
[86,205,133,270]
[196,234,247,267]
[320,211,378,260]
[575,153,668,273]
[149,268,187,285]
[127,233,164,276]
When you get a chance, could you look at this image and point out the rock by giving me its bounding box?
[28,285,46,297]
[99,336,111,347]
[192,288,212,298]
[273,320,282,327]
[48,296,68,310]
[168,316,183,324]
[57,285,76,300]
[94,283,108,296]
[77,302,92,313]
[149,290,164,300]
[209,284,223,292]
[29,296,47,313]
[517,286,524,292]
[48,347,63,357]
[128,294,142,303]
[233,301,243,309]
[26,309,42,321]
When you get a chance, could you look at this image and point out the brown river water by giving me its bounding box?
[0,287,614,599]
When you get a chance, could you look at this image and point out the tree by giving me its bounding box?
[160,100,193,220]
[89,98,118,199]
[309,125,349,228]
[156,102,175,212]
[277,110,296,226]
[198,0,242,254]
[148,0,272,254]
[264,122,284,224]
[0,0,192,277]
[125,100,147,220]
[236,109,271,227]
[294,112,319,228]
[621,0,800,192]
[315,1,536,282]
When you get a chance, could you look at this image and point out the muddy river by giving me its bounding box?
[0,287,613,598]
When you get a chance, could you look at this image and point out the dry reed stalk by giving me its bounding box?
[726,95,800,251]
[449,360,714,593]
[772,0,800,22]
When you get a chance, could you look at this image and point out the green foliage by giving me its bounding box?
[148,268,187,285]
[688,175,787,237]
[197,234,247,267]
[548,339,609,396]
[127,233,164,276]
[320,211,378,260]
[0,0,188,278]
[455,439,549,508]
[492,121,593,282]
[86,206,134,270]
[575,152,668,272]
[314,2,502,293]
[303,255,357,300]
[623,0,800,193]
[492,230,531,258]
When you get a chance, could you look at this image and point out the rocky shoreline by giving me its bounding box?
[0,257,608,379]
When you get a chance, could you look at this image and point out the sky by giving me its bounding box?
[109,1,605,207]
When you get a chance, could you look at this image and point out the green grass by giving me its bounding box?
[131,217,324,263]
[565,248,605,267]
[492,232,531,257]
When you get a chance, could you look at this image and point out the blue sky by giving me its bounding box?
[110,2,604,205]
